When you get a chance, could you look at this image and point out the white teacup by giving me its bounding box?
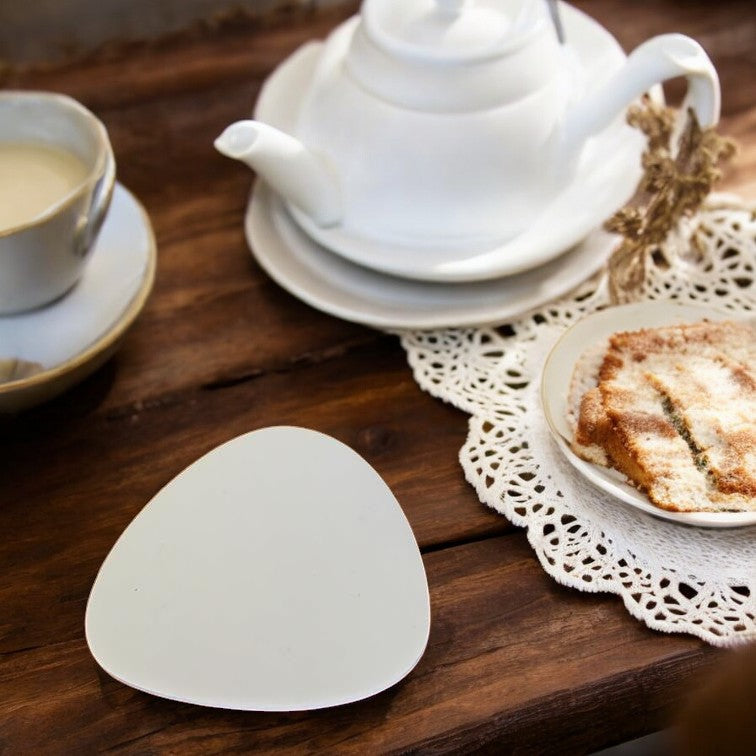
[0,91,116,314]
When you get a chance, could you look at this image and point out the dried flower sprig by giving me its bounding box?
[605,99,737,303]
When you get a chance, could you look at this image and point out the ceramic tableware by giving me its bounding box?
[247,23,637,283]
[0,91,116,314]
[86,426,431,710]
[0,183,156,413]
[216,0,719,276]
[246,182,618,329]
[541,302,756,528]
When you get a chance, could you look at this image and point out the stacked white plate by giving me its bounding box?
[244,5,647,330]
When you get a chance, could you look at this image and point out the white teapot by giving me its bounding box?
[216,0,719,256]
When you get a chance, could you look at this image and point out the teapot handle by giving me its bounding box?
[559,33,720,162]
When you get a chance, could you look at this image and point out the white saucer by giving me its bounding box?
[254,5,646,283]
[0,183,156,413]
[541,302,756,529]
[246,182,617,330]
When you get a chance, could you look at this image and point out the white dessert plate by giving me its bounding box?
[247,182,618,330]
[86,426,431,711]
[254,5,646,283]
[0,183,156,413]
[541,302,756,528]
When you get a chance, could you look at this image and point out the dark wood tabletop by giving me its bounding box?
[2,1,754,752]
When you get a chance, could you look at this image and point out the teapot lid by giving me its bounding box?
[344,0,560,112]
[361,0,547,62]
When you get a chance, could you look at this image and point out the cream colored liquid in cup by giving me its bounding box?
[0,142,89,231]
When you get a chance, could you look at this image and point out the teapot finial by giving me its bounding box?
[435,0,468,17]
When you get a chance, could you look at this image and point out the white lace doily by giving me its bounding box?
[400,196,756,647]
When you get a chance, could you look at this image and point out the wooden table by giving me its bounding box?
[2,1,754,752]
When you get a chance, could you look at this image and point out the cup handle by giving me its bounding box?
[75,147,116,257]
[559,33,720,162]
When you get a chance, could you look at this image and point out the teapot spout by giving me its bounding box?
[215,121,342,227]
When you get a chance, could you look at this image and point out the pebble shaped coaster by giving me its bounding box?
[86,426,430,710]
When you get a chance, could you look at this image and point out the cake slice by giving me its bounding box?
[645,352,756,500]
[597,349,723,511]
[571,318,756,513]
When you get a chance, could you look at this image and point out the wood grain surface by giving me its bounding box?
[1,1,754,752]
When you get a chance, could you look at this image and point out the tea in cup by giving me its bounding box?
[0,91,116,314]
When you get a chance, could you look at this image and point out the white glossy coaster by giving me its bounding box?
[86,426,431,710]
[541,302,756,528]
